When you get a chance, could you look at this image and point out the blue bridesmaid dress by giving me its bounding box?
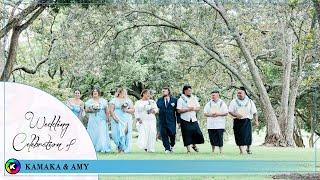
[110,97,133,153]
[70,104,81,118]
[85,98,112,152]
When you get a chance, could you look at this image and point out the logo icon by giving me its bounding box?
[5,158,21,174]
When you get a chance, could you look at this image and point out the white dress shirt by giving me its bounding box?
[177,95,200,122]
[228,98,257,119]
[204,99,228,129]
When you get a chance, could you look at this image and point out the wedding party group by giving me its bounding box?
[65,85,259,155]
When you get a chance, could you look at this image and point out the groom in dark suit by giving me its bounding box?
[157,87,179,153]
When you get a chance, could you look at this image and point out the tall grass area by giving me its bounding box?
[98,138,319,180]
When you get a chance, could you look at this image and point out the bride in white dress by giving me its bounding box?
[134,89,158,152]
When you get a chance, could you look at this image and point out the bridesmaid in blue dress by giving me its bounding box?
[66,89,84,119]
[85,87,112,153]
[109,88,135,153]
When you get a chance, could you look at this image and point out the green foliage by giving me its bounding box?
[22,75,72,101]
[10,2,320,137]
[50,0,116,11]
[289,0,300,9]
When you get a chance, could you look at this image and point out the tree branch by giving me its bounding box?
[114,24,179,40]
[12,38,56,74]
[133,39,197,55]
[254,49,282,66]
[19,6,46,31]
[0,0,48,39]
[204,0,274,103]
[185,58,214,72]
[126,10,178,27]
[296,109,320,137]
[202,0,230,28]
[121,9,258,99]
[127,89,141,100]
[8,0,24,22]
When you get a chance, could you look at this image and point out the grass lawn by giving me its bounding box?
[97,138,319,161]
[98,138,320,180]
[99,175,272,180]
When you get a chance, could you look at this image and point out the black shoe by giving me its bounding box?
[192,145,199,152]
[246,149,252,154]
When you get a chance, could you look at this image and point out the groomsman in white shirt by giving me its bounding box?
[177,85,204,153]
[229,87,259,155]
[204,90,228,154]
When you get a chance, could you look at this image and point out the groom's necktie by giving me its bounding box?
[165,98,169,107]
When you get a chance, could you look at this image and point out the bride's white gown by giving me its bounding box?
[134,99,158,152]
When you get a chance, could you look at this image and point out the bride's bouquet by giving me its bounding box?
[145,104,153,114]
[121,102,129,112]
[91,103,100,112]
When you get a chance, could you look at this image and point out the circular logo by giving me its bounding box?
[5,158,21,174]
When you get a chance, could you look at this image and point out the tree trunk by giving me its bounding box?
[0,0,43,39]
[67,75,75,88]
[261,100,283,146]
[234,21,283,146]
[279,27,296,146]
[308,74,317,148]
[286,79,300,146]
[286,93,297,147]
[279,25,292,138]
[204,0,283,145]
[293,126,305,147]
[0,6,45,81]
[309,133,314,148]
[286,26,306,146]
[128,81,145,100]
[0,39,5,75]
[0,27,22,81]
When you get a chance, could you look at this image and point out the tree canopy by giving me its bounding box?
[1,0,320,147]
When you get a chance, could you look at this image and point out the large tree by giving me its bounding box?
[110,0,317,146]
[2,0,319,146]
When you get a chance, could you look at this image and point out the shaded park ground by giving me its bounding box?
[97,137,320,180]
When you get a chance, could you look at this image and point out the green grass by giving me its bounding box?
[99,175,273,180]
[97,138,319,161]
[98,138,320,180]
